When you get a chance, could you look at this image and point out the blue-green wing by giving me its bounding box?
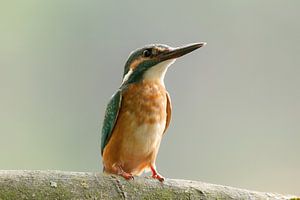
[101,90,122,155]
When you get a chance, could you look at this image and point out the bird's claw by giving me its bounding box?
[121,172,134,180]
[152,173,165,182]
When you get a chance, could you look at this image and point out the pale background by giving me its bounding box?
[0,0,299,195]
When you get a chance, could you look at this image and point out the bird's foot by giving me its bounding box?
[150,165,165,182]
[120,171,134,180]
[152,173,165,182]
[113,164,134,180]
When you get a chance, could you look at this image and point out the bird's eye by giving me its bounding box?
[143,49,151,57]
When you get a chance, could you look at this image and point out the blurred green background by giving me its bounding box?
[0,0,299,195]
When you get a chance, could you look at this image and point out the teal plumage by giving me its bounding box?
[100,90,122,155]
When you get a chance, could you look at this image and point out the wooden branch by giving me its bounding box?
[0,170,297,200]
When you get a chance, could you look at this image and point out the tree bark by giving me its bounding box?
[0,170,297,200]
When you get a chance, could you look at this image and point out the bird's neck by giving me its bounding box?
[143,59,175,87]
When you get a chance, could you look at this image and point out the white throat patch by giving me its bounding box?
[143,59,176,86]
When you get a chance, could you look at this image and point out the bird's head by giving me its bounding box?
[121,42,206,87]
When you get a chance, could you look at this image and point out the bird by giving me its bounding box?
[101,42,206,182]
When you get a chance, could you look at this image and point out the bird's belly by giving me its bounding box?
[123,121,165,157]
[118,118,165,174]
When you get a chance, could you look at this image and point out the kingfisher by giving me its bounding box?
[101,42,206,182]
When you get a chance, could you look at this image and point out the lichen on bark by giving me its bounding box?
[0,170,297,200]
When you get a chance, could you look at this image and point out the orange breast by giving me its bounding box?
[102,80,167,175]
[122,80,167,125]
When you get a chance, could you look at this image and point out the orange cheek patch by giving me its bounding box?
[129,57,146,70]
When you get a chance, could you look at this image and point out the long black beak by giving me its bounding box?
[159,42,206,61]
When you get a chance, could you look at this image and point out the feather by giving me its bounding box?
[100,90,122,155]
